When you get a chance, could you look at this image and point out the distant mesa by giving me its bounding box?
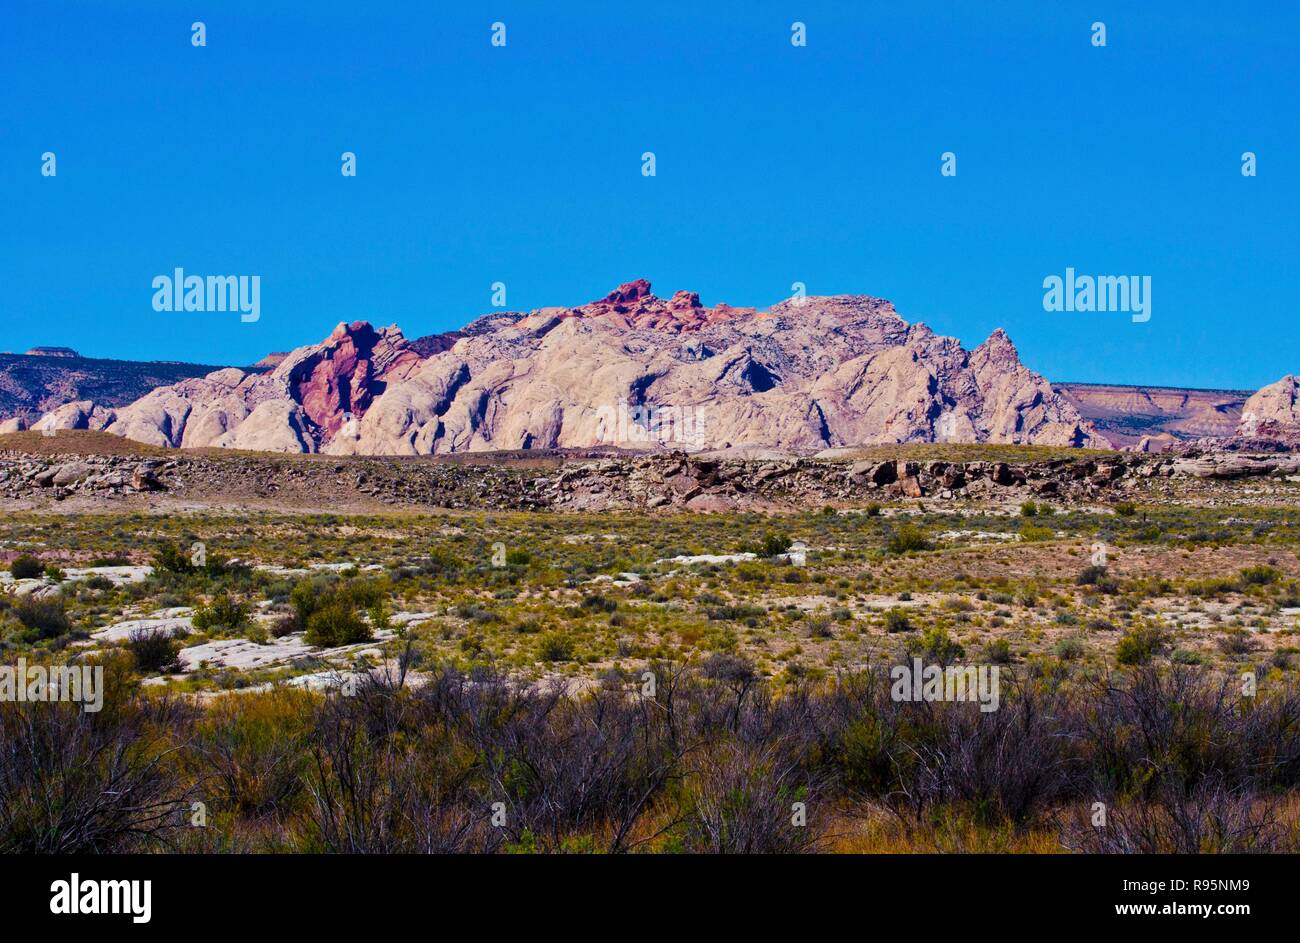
[250,352,289,370]
[24,346,80,358]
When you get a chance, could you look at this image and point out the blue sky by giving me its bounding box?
[2,1,1296,389]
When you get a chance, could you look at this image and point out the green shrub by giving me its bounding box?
[886,524,931,555]
[982,638,1013,664]
[907,626,964,663]
[1241,565,1280,586]
[1020,501,1038,518]
[1053,637,1084,660]
[15,597,72,638]
[304,600,371,647]
[538,632,575,662]
[153,542,196,575]
[762,533,792,557]
[1188,576,1241,597]
[1018,522,1053,542]
[581,594,618,613]
[1076,565,1108,586]
[127,627,182,673]
[883,608,913,633]
[192,593,250,632]
[8,555,42,580]
[1116,626,1165,665]
[806,617,834,639]
[1114,502,1137,517]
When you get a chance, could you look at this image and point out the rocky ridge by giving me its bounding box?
[34,281,1107,455]
[4,445,1297,511]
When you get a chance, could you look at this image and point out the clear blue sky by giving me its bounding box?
[2,1,1296,389]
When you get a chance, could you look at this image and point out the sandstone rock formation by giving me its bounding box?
[36,322,422,453]
[1240,375,1300,439]
[33,282,1108,454]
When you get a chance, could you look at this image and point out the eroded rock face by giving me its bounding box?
[1056,383,1249,447]
[1240,375,1300,443]
[36,282,1108,454]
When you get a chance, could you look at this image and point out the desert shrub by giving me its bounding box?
[505,549,531,566]
[1020,501,1038,518]
[1215,629,1259,656]
[537,632,575,663]
[762,533,792,557]
[1053,637,1084,660]
[191,687,314,821]
[1241,565,1281,586]
[1188,576,1241,597]
[983,638,1013,665]
[304,600,370,647]
[270,614,299,638]
[883,608,913,633]
[806,617,834,639]
[1116,626,1165,665]
[581,594,618,613]
[292,578,383,647]
[127,627,182,673]
[1018,522,1053,542]
[1064,776,1287,853]
[455,603,501,624]
[707,604,765,622]
[1076,565,1108,586]
[153,542,197,575]
[683,741,825,853]
[907,627,964,664]
[886,524,932,555]
[192,593,250,632]
[1114,502,1137,517]
[1065,667,1300,851]
[89,556,131,567]
[8,555,42,580]
[14,597,71,639]
[0,683,194,852]
[43,565,65,582]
